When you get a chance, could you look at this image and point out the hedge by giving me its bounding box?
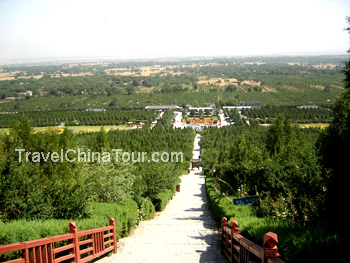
[153,190,173,211]
[152,177,181,211]
[138,198,155,221]
[0,199,146,261]
[205,176,237,222]
[205,175,342,263]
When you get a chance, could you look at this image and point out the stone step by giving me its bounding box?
[95,135,227,263]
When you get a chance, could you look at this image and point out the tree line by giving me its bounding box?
[0,112,195,221]
[241,105,333,123]
[0,109,156,128]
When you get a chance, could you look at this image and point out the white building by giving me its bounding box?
[186,105,216,116]
[222,106,252,110]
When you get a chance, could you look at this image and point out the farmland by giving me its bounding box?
[0,56,346,115]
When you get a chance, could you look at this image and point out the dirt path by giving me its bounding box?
[97,135,226,263]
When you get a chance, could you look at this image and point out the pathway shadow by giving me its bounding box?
[191,232,227,263]
[184,178,228,262]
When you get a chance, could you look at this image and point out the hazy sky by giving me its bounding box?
[0,0,349,63]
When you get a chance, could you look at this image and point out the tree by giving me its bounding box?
[318,17,350,243]
[266,114,298,155]
[125,86,135,95]
[199,109,204,117]
[108,98,118,107]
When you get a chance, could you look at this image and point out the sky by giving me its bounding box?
[0,0,349,63]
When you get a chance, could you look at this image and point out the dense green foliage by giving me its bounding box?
[201,37,350,260]
[203,123,343,262]
[0,115,195,245]
[205,176,340,263]
[0,109,156,128]
[240,105,333,124]
[316,17,350,246]
[0,120,91,220]
[201,122,326,225]
[153,188,176,211]
[0,201,141,261]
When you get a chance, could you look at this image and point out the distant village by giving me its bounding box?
[2,90,32,102]
[145,103,321,131]
[145,104,252,130]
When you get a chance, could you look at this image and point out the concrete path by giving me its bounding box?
[98,134,227,263]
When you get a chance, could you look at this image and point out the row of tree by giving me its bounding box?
[241,105,333,122]
[201,119,326,224]
[0,112,195,221]
[0,109,156,128]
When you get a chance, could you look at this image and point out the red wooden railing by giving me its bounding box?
[0,218,117,263]
[221,217,285,263]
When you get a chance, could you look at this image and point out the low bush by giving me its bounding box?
[0,219,69,247]
[138,198,155,221]
[0,200,140,261]
[116,199,139,237]
[205,175,341,263]
[241,218,341,263]
[153,190,173,211]
[152,176,180,211]
[205,176,236,221]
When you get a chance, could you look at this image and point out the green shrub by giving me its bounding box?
[0,219,70,261]
[138,198,155,221]
[153,190,173,211]
[205,176,236,221]
[152,176,181,211]
[0,200,139,249]
[205,175,342,263]
[83,200,139,238]
[117,198,139,237]
[241,218,341,263]
[0,121,92,221]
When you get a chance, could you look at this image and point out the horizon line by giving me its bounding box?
[0,52,348,66]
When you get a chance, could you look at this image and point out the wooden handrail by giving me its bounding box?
[221,217,284,263]
[0,218,117,263]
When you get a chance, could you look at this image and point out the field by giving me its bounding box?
[0,56,346,113]
[0,124,132,134]
[299,123,329,129]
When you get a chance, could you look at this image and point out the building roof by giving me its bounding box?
[188,106,214,110]
[145,105,183,110]
[296,105,320,109]
[223,106,252,109]
[85,108,106,112]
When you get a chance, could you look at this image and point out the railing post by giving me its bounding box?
[69,221,81,263]
[221,217,227,254]
[22,248,29,263]
[230,220,238,262]
[109,218,117,254]
[231,220,239,234]
[263,232,280,263]
[222,217,228,230]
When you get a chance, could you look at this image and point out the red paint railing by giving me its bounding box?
[0,218,117,263]
[221,217,284,263]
